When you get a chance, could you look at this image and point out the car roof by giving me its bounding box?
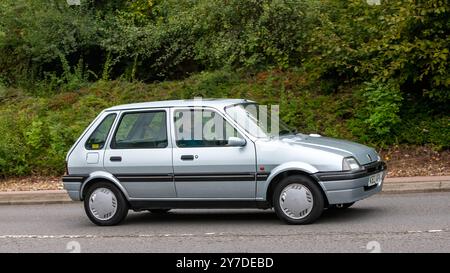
[105,98,255,111]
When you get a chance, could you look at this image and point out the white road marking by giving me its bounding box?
[0,229,447,240]
[0,235,96,239]
[0,233,224,239]
[407,229,446,234]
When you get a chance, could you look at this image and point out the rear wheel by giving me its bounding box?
[84,182,128,226]
[273,175,324,224]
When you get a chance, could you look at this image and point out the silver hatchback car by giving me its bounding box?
[63,99,386,226]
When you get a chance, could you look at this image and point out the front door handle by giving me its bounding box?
[180,155,194,161]
[110,156,122,162]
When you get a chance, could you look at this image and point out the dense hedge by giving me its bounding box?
[1,0,448,98]
[0,0,448,176]
[0,70,448,176]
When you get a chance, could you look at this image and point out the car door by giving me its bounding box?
[171,107,257,199]
[71,112,117,175]
[104,109,176,199]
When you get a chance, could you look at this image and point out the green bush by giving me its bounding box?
[0,0,448,176]
[0,112,30,176]
[0,71,448,177]
[362,81,403,138]
[0,0,101,88]
[1,0,448,106]
[394,115,450,149]
[192,0,313,70]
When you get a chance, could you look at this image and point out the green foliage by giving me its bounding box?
[395,114,450,150]
[0,0,448,176]
[180,71,240,98]
[1,0,448,102]
[372,0,450,102]
[0,0,101,87]
[0,69,448,177]
[192,0,312,70]
[347,82,401,146]
[101,52,113,81]
[306,0,449,101]
[361,81,403,139]
[0,110,30,176]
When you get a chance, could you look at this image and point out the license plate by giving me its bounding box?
[368,172,383,187]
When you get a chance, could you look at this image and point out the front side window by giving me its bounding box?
[225,103,296,138]
[174,109,241,148]
[111,111,168,149]
[85,113,116,150]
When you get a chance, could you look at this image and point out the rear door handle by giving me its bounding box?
[110,156,122,162]
[180,155,194,161]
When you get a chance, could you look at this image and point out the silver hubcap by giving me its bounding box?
[89,188,118,221]
[279,183,314,220]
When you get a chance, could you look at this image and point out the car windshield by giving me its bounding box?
[225,103,296,138]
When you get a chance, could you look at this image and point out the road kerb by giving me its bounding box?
[0,190,72,205]
[382,176,450,193]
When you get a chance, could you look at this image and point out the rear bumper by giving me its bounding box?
[62,176,85,201]
[313,161,387,205]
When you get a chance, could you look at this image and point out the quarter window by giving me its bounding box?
[174,109,241,148]
[111,111,168,149]
[85,113,116,150]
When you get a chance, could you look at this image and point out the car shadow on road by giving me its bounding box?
[317,206,384,224]
[122,206,384,226]
[125,209,280,225]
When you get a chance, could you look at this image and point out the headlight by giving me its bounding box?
[342,157,361,171]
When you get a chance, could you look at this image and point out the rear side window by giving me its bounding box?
[85,113,116,150]
[111,111,168,149]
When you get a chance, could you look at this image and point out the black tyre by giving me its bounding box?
[328,202,355,210]
[148,209,171,214]
[273,175,325,224]
[84,182,129,226]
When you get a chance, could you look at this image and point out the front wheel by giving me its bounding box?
[84,182,129,226]
[273,175,324,224]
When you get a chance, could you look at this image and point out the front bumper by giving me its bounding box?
[313,161,387,205]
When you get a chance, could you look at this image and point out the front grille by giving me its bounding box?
[363,161,385,174]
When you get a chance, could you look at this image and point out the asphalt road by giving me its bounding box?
[0,192,449,253]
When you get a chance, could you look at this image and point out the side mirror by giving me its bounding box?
[227,136,246,147]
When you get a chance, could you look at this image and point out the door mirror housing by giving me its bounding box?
[227,137,246,147]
